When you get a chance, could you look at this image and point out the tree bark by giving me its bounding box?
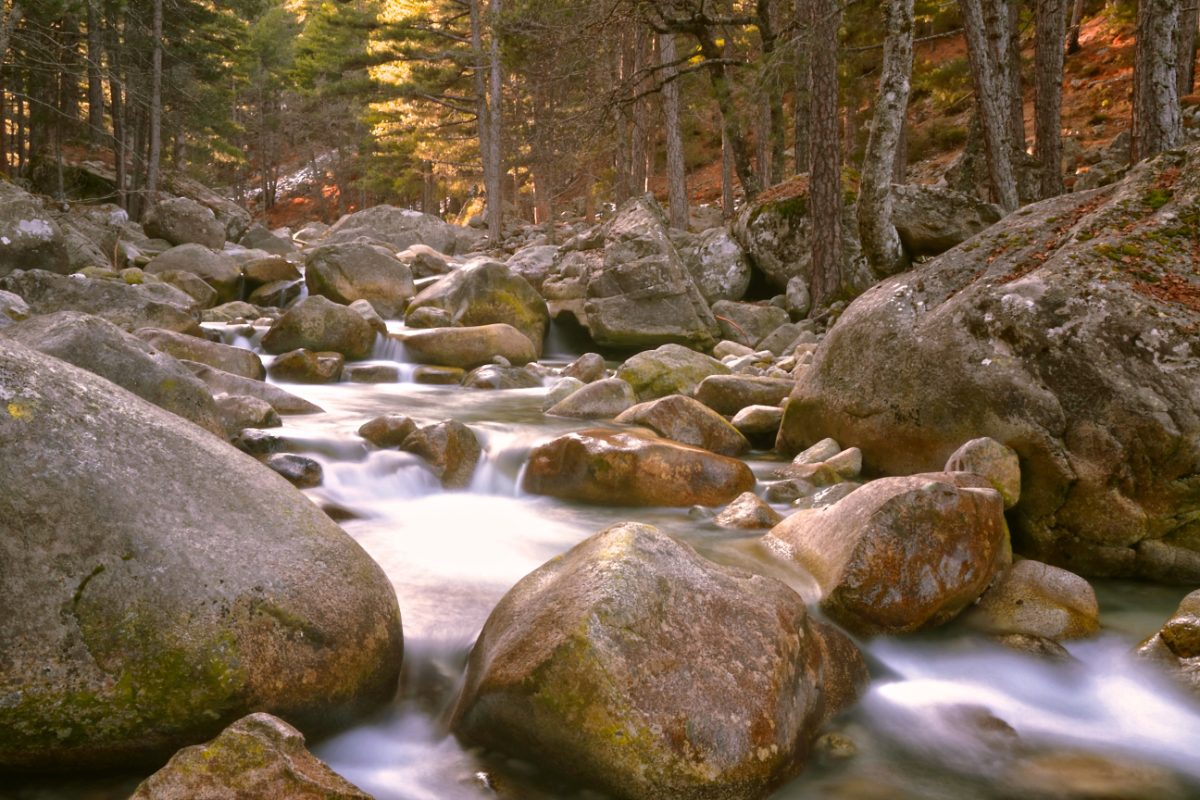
[1178,1,1198,97]
[960,0,1020,210]
[809,0,843,307]
[660,32,688,229]
[86,0,105,147]
[468,0,494,228]
[858,0,914,279]
[721,124,735,218]
[1035,0,1066,198]
[146,0,163,205]
[1131,0,1181,163]
[793,0,812,175]
[1005,0,1025,150]
[486,0,503,242]
[629,28,649,198]
[1066,0,1084,54]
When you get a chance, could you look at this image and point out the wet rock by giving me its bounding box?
[405,260,549,356]
[711,300,791,348]
[203,300,263,324]
[1006,750,1189,800]
[242,255,302,289]
[413,365,464,385]
[731,404,784,441]
[184,361,324,415]
[990,633,1074,661]
[615,343,730,401]
[966,559,1099,641]
[1136,589,1200,697]
[248,278,304,308]
[262,296,376,360]
[451,522,867,800]
[129,712,370,800]
[399,323,536,369]
[0,268,200,334]
[462,364,542,390]
[345,364,400,383]
[546,377,636,419]
[694,374,794,416]
[216,393,282,433]
[239,224,296,256]
[358,413,418,448]
[401,420,482,488]
[136,327,265,380]
[397,243,453,278]
[766,473,1009,635]
[523,429,756,507]
[1,311,225,437]
[268,348,345,384]
[265,454,324,489]
[945,437,1022,510]
[561,351,607,383]
[142,196,226,250]
[615,394,750,456]
[0,341,402,770]
[305,242,415,318]
[675,226,753,303]
[145,244,241,303]
[714,492,783,530]
[234,428,286,456]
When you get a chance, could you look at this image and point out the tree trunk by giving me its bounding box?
[1035,0,1066,198]
[86,0,105,148]
[809,0,843,307]
[1066,0,1084,54]
[696,29,761,199]
[1006,0,1025,150]
[793,0,812,175]
[145,0,163,206]
[660,32,688,229]
[468,0,493,226]
[1131,0,1181,163]
[629,28,650,197]
[486,0,503,242]
[858,0,914,279]
[893,115,908,182]
[721,125,735,218]
[960,0,1020,210]
[1178,1,1198,96]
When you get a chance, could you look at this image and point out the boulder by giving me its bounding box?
[777,145,1200,581]
[523,429,755,507]
[1136,590,1200,697]
[165,175,252,241]
[542,196,721,349]
[358,414,417,448]
[396,243,453,278]
[215,393,281,433]
[964,559,1099,640]
[0,341,402,769]
[561,352,607,383]
[711,300,792,348]
[345,364,399,383]
[184,361,323,416]
[615,394,750,456]
[203,301,263,323]
[398,323,536,369]
[0,181,70,277]
[731,405,784,441]
[945,437,1022,509]
[694,374,794,416]
[243,256,302,289]
[451,522,867,800]
[129,713,369,800]
[248,279,304,308]
[239,224,296,256]
[400,420,481,488]
[461,364,542,390]
[268,349,344,384]
[0,288,30,328]
[0,269,200,334]
[714,492,784,530]
[153,270,220,309]
[144,244,243,304]
[262,296,376,360]
[2,312,225,437]
[505,244,559,291]
[305,242,415,318]
[323,205,475,254]
[265,454,324,489]
[142,197,226,250]
[546,377,637,419]
[616,343,730,401]
[675,227,753,303]
[766,473,1009,635]
[405,260,548,356]
[891,184,1004,259]
[136,327,265,380]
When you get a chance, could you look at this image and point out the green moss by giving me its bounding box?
[1143,188,1172,210]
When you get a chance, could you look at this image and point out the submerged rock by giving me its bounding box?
[0,341,402,770]
[451,522,867,800]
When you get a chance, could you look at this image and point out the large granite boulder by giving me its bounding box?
[777,145,1200,581]
[405,259,548,356]
[130,713,369,800]
[891,184,1004,259]
[0,269,200,334]
[615,343,730,401]
[615,394,750,456]
[766,473,1009,635]
[0,181,70,277]
[305,242,415,319]
[2,312,225,437]
[523,429,755,507]
[542,196,721,349]
[184,361,324,416]
[322,205,477,254]
[0,341,402,769]
[239,224,296,256]
[398,323,537,369]
[142,197,226,250]
[451,522,867,800]
[135,327,265,381]
[262,295,377,360]
[165,175,252,241]
[675,226,753,303]
[144,243,242,303]
[505,244,559,291]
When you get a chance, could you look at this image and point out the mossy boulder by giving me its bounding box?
[615,343,730,402]
[0,340,402,770]
[451,522,867,800]
[777,145,1200,581]
[523,429,755,507]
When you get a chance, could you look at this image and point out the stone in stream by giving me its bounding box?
[615,394,750,456]
[399,323,537,369]
[262,295,376,360]
[714,492,783,530]
[129,713,370,800]
[136,326,266,380]
[401,420,482,489]
[693,374,794,416]
[0,340,403,770]
[153,269,220,309]
[404,259,549,356]
[545,377,637,419]
[945,437,1022,510]
[963,559,1099,641]
[144,244,242,304]
[0,268,201,334]
[1,311,226,438]
[413,365,464,385]
[450,522,868,800]
[184,360,324,416]
[345,363,400,383]
[268,348,345,384]
[731,405,785,444]
[248,278,304,308]
[765,473,1009,635]
[305,241,416,318]
[239,223,297,255]
[523,429,755,507]
[358,413,418,448]
[615,343,730,402]
[242,255,302,289]
[1136,589,1200,698]
[215,393,282,434]
[265,454,324,489]
[142,196,227,250]
[560,351,607,383]
[203,300,264,324]
[711,300,791,349]
[462,364,542,390]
